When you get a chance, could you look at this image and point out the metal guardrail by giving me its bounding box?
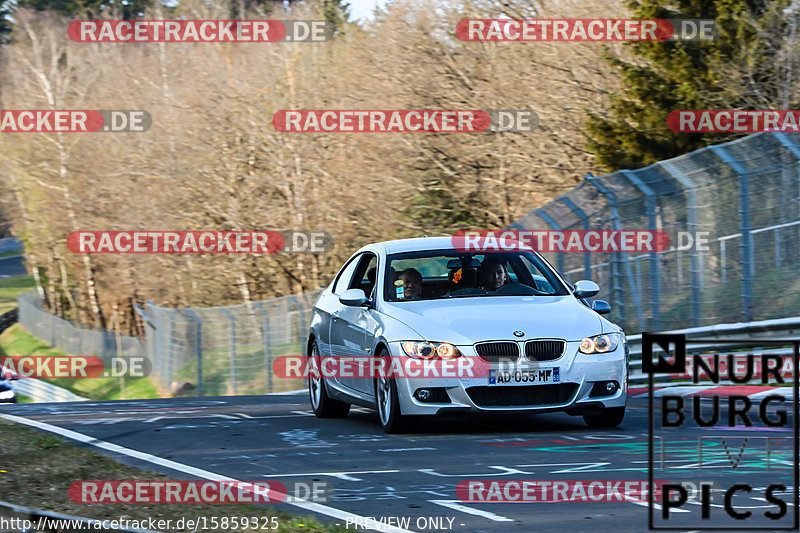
[10,378,87,402]
[0,500,157,533]
[626,316,800,384]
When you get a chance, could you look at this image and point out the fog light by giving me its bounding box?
[589,380,620,397]
[416,389,431,401]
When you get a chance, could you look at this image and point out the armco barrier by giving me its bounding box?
[10,377,87,402]
[627,315,800,384]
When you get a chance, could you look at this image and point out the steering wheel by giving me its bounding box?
[492,282,542,296]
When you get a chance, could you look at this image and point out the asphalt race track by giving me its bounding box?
[3,393,797,533]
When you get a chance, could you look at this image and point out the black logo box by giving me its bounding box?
[643,333,800,530]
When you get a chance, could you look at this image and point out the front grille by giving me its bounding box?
[475,342,519,363]
[466,383,578,407]
[524,340,566,362]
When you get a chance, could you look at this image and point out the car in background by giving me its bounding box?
[306,237,628,433]
[0,374,18,403]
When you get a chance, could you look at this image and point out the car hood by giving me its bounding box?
[380,295,605,344]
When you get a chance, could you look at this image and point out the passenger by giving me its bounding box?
[399,268,423,299]
[480,258,508,291]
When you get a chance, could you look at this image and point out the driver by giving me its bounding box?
[399,268,423,299]
[479,258,508,291]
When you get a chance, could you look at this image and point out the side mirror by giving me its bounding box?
[592,300,611,315]
[339,288,370,307]
[573,280,600,299]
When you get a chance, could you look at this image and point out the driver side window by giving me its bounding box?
[349,253,378,297]
[333,254,362,295]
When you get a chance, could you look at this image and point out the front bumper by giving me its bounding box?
[389,340,627,416]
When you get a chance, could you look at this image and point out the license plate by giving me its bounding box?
[487,367,560,386]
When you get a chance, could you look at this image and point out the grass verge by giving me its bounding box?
[0,323,160,400]
[0,274,34,315]
[0,418,342,532]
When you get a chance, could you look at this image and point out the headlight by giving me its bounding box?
[579,333,621,354]
[401,341,461,359]
[0,389,15,400]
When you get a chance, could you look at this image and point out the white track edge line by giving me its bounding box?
[0,413,417,533]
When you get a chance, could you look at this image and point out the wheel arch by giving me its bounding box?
[307,333,316,355]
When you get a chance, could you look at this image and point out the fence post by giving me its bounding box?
[771,132,800,264]
[659,160,702,327]
[182,309,203,396]
[286,295,307,342]
[710,145,753,322]
[50,302,56,347]
[219,308,238,395]
[559,195,592,281]
[585,173,645,329]
[252,302,273,392]
[771,131,800,202]
[134,302,160,390]
[533,208,566,276]
[620,169,662,331]
[166,310,175,388]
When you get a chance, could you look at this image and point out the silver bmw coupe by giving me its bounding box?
[306,237,628,433]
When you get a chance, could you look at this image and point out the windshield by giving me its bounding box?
[384,250,569,301]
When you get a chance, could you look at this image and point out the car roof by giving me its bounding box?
[364,236,547,256]
[368,236,460,255]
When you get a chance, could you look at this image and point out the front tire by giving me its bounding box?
[308,341,350,418]
[583,406,625,428]
[375,348,409,433]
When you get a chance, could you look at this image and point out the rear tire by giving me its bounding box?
[583,406,625,428]
[308,341,350,418]
[375,348,409,433]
